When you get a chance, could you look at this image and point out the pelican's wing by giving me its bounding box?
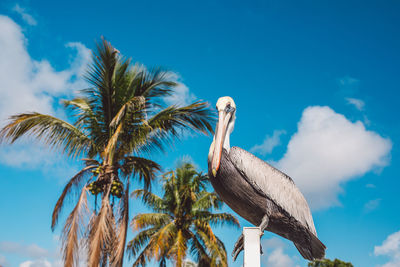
[229,146,317,235]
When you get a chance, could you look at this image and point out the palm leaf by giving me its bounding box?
[127,227,158,258]
[0,113,93,158]
[87,194,115,266]
[122,157,161,189]
[196,229,227,267]
[149,101,214,136]
[168,229,187,267]
[193,212,240,228]
[193,192,223,211]
[131,189,165,211]
[61,186,89,267]
[52,165,97,230]
[110,179,130,267]
[131,213,171,231]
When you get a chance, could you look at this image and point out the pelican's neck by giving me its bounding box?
[223,131,230,151]
[224,116,235,152]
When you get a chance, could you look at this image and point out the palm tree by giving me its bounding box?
[308,258,354,267]
[128,163,239,267]
[0,39,214,266]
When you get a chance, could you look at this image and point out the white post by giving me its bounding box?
[243,227,261,267]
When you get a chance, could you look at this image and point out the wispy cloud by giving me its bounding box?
[0,16,90,170]
[346,97,365,111]
[366,183,376,188]
[338,76,366,113]
[164,73,195,106]
[277,106,392,210]
[374,230,400,267]
[364,198,381,212]
[12,4,37,26]
[19,259,55,267]
[337,76,360,95]
[0,242,50,259]
[0,254,8,267]
[250,130,286,156]
[0,239,84,267]
[261,238,300,267]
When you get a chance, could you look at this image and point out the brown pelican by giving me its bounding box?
[208,96,326,261]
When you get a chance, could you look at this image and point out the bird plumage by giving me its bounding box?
[207,96,325,261]
[229,146,317,236]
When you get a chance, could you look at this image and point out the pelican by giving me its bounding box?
[208,96,326,261]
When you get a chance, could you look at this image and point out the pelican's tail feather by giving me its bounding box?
[294,234,326,261]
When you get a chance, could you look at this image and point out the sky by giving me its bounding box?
[0,0,399,266]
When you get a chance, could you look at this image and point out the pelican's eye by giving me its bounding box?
[225,103,235,113]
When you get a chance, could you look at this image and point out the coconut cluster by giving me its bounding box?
[110,180,123,198]
[87,179,123,198]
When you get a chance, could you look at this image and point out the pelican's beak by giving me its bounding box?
[211,108,233,177]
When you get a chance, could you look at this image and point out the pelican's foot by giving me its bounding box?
[259,215,269,255]
[232,216,269,261]
[232,234,243,261]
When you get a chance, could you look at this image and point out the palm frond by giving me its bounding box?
[131,189,165,211]
[52,165,97,230]
[149,101,215,137]
[130,223,175,267]
[131,67,176,101]
[167,230,187,267]
[109,96,145,129]
[189,234,212,267]
[131,213,171,231]
[84,38,118,136]
[154,222,176,257]
[131,241,155,267]
[110,179,130,267]
[196,229,227,267]
[61,186,89,267]
[87,196,115,266]
[122,157,161,189]
[192,192,223,211]
[0,113,93,158]
[104,123,123,164]
[127,227,158,258]
[128,163,236,266]
[193,212,240,228]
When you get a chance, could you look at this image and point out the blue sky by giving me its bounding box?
[0,0,399,266]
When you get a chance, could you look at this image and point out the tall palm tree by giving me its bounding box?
[128,163,239,267]
[0,39,214,266]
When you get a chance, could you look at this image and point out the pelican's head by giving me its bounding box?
[209,96,236,177]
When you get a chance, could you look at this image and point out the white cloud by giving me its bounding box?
[267,247,296,267]
[0,254,9,267]
[0,15,90,169]
[261,238,300,267]
[374,230,400,267]
[164,73,195,106]
[0,242,49,259]
[338,76,359,95]
[366,183,376,188]
[346,97,365,111]
[277,106,392,210]
[0,15,90,122]
[262,237,286,249]
[20,259,52,267]
[65,42,92,88]
[364,198,381,212]
[0,240,82,267]
[12,4,37,26]
[250,130,286,156]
